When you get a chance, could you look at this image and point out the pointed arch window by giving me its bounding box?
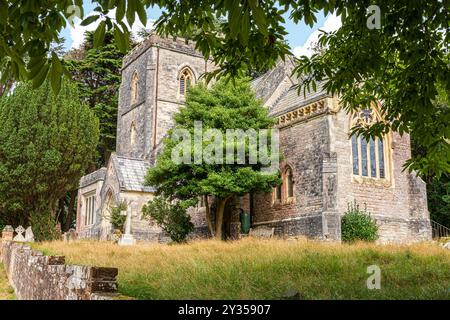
[179,67,194,96]
[130,122,137,147]
[131,71,139,104]
[351,108,389,180]
[285,167,294,199]
[273,166,295,204]
[275,184,282,202]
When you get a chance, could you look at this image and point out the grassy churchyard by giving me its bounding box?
[33,239,450,300]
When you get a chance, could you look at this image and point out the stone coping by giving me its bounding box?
[0,241,119,300]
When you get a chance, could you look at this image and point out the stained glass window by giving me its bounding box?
[370,137,376,177]
[361,138,368,177]
[378,139,385,178]
[352,135,359,175]
[351,109,389,181]
[179,68,194,96]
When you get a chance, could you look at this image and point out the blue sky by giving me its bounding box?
[61,2,338,57]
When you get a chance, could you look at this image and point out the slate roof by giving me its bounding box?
[250,57,330,117]
[269,81,329,117]
[113,155,155,193]
[79,167,107,188]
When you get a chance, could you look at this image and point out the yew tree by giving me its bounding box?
[0,80,99,240]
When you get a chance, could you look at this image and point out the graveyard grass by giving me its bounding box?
[0,263,15,300]
[35,239,450,300]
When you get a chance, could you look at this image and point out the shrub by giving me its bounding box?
[108,201,127,233]
[341,202,378,243]
[142,197,194,243]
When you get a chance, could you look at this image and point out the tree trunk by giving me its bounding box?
[204,195,215,237]
[65,191,77,231]
[214,197,229,240]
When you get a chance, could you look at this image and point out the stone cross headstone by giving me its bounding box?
[13,225,26,242]
[25,226,35,242]
[68,228,77,241]
[118,207,136,246]
[63,228,77,242]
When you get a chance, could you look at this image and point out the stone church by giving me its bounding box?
[76,34,432,243]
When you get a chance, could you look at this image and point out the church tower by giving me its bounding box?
[116,35,215,161]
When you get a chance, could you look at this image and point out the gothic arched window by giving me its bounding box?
[350,108,388,180]
[131,71,139,104]
[179,67,194,96]
[130,122,137,147]
[275,184,282,202]
[285,167,294,199]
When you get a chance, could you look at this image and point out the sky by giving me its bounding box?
[60,1,342,58]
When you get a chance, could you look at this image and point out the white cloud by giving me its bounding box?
[69,9,154,49]
[293,13,342,58]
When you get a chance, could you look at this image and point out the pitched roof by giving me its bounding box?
[79,168,107,188]
[251,58,298,104]
[269,81,329,117]
[113,155,155,193]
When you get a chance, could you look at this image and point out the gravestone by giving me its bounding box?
[62,229,77,242]
[13,225,26,242]
[118,208,136,246]
[25,226,35,242]
[2,225,14,240]
[249,226,275,239]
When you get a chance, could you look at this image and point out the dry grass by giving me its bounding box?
[35,239,450,300]
[0,263,15,300]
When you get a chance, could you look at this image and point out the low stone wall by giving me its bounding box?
[1,241,119,300]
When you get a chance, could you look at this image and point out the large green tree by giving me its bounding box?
[0,80,99,240]
[412,81,450,227]
[0,1,447,177]
[145,78,280,239]
[66,30,130,167]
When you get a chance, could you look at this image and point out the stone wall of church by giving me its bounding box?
[117,47,153,159]
[117,36,215,161]
[152,46,214,149]
[77,169,106,239]
[252,115,332,239]
[330,106,431,243]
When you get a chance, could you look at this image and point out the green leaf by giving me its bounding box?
[51,52,63,73]
[94,20,107,48]
[49,63,62,93]
[240,10,250,45]
[228,2,242,38]
[116,0,125,22]
[126,0,136,27]
[136,0,147,26]
[248,0,267,36]
[32,62,50,88]
[0,2,8,22]
[114,25,128,53]
[28,57,46,80]
[80,15,100,26]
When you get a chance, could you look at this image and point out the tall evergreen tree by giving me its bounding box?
[0,80,99,240]
[66,30,130,168]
